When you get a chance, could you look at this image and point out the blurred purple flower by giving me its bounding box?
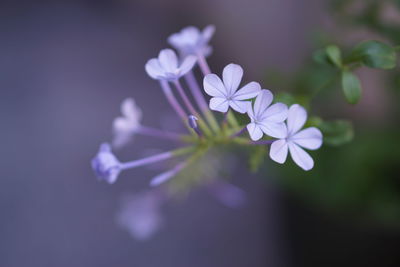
[112,98,142,148]
[208,181,246,208]
[168,25,215,57]
[203,63,261,113]
[91,143,121,184]
[116,191,164,241]
[145,49,197,81]
[269,104,323,171]
[246,89,288,141]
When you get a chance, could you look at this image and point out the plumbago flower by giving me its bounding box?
[269,104,323,171]
[203,63,261,113]
[168,25,215,57]
[91,25,324,240]
[112,98,142,148]
[246,90,288,141]
[145,49,197,81]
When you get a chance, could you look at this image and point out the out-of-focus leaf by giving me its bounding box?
[341,70,362,104]
[319,120,354,146]
[349,41,397,69]
[313,49,331,65]
[249,146,267,173]
[274,92,309,108]
[326,45,342,68]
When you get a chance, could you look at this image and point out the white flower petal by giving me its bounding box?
[201,25,215,44]
[121,98,142,120]
[246,102,256,121]
[287,104,307,135]
[158,49,178,72]
[269,139,288,164]
[254,89,273,118]
[288,142,314,171]
[246,123,264,141]
[262,103,288,122]
[222,64,243,95]
[233,82,261,100]
[229,100,248,113]
[259,121,287,138]
[291,127,323,150]
[209,97,229,113]
[179,55,197,75]
[203,74,226,97]
[145,59,164,80]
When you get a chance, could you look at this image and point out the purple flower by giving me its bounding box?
[203,63,261,113]
[116,191,164,241]
[246,89,288,141]
[91,143,121,184]
[269,104,323,171]
[112,98,142,148]
[145,49,197,81]
[208,181,246,208]
[168,25,215,57]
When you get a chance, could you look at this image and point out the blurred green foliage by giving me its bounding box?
[261,0,400,226]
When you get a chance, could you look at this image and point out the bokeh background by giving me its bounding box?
[1,0,399,266]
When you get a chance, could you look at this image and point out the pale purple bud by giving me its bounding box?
[91,143,121,184]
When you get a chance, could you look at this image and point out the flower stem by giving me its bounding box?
[138,126,183,141]
[120,146,194,170]
[196,52,211,75]
[160,81,187,121]
[230,126,246,138]
[184,71,220,133]
[227,110,239,128]
[174,80,212,137]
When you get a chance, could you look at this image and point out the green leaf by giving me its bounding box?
[313,49,330,65]
[341,70,362,104]
[350,41,397,69]
[318,120,354,146]
[325,45,342,68]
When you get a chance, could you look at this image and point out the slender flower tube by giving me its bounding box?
[137,126,182,141]
[184,72,220,133]
[173,80,212,136]
[197,52,212,75]
[159,80,187,121]
[150,161,188,187]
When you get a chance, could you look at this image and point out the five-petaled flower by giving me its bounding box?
[246,89,288,141]
[145,49,197,81]
[168,25,215,57]
[112,98,142,148]
[203,63,261,113]
[91,143,121,184]
[269,104,323,171]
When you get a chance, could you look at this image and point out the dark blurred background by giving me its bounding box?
[1,1,399,267]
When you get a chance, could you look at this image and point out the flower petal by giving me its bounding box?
[262,103,288,122]
[246,122,264,141]
[222,63,243,95]
[288,142,314,171]
[287,104,307,135]
[291,127,323,150]
[209,97,229,113]
[145,59,164,80]
[201,25,215,44]
[203,74,226,97]
[269,139,288,164]
[259,121,287,138]
[179,55,197,76]
[253,89,273,118]
[158,49,178,72]
[233,82,261,100]
[229,100,248,113]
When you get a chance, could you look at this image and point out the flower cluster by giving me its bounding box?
[91,25,323,240]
